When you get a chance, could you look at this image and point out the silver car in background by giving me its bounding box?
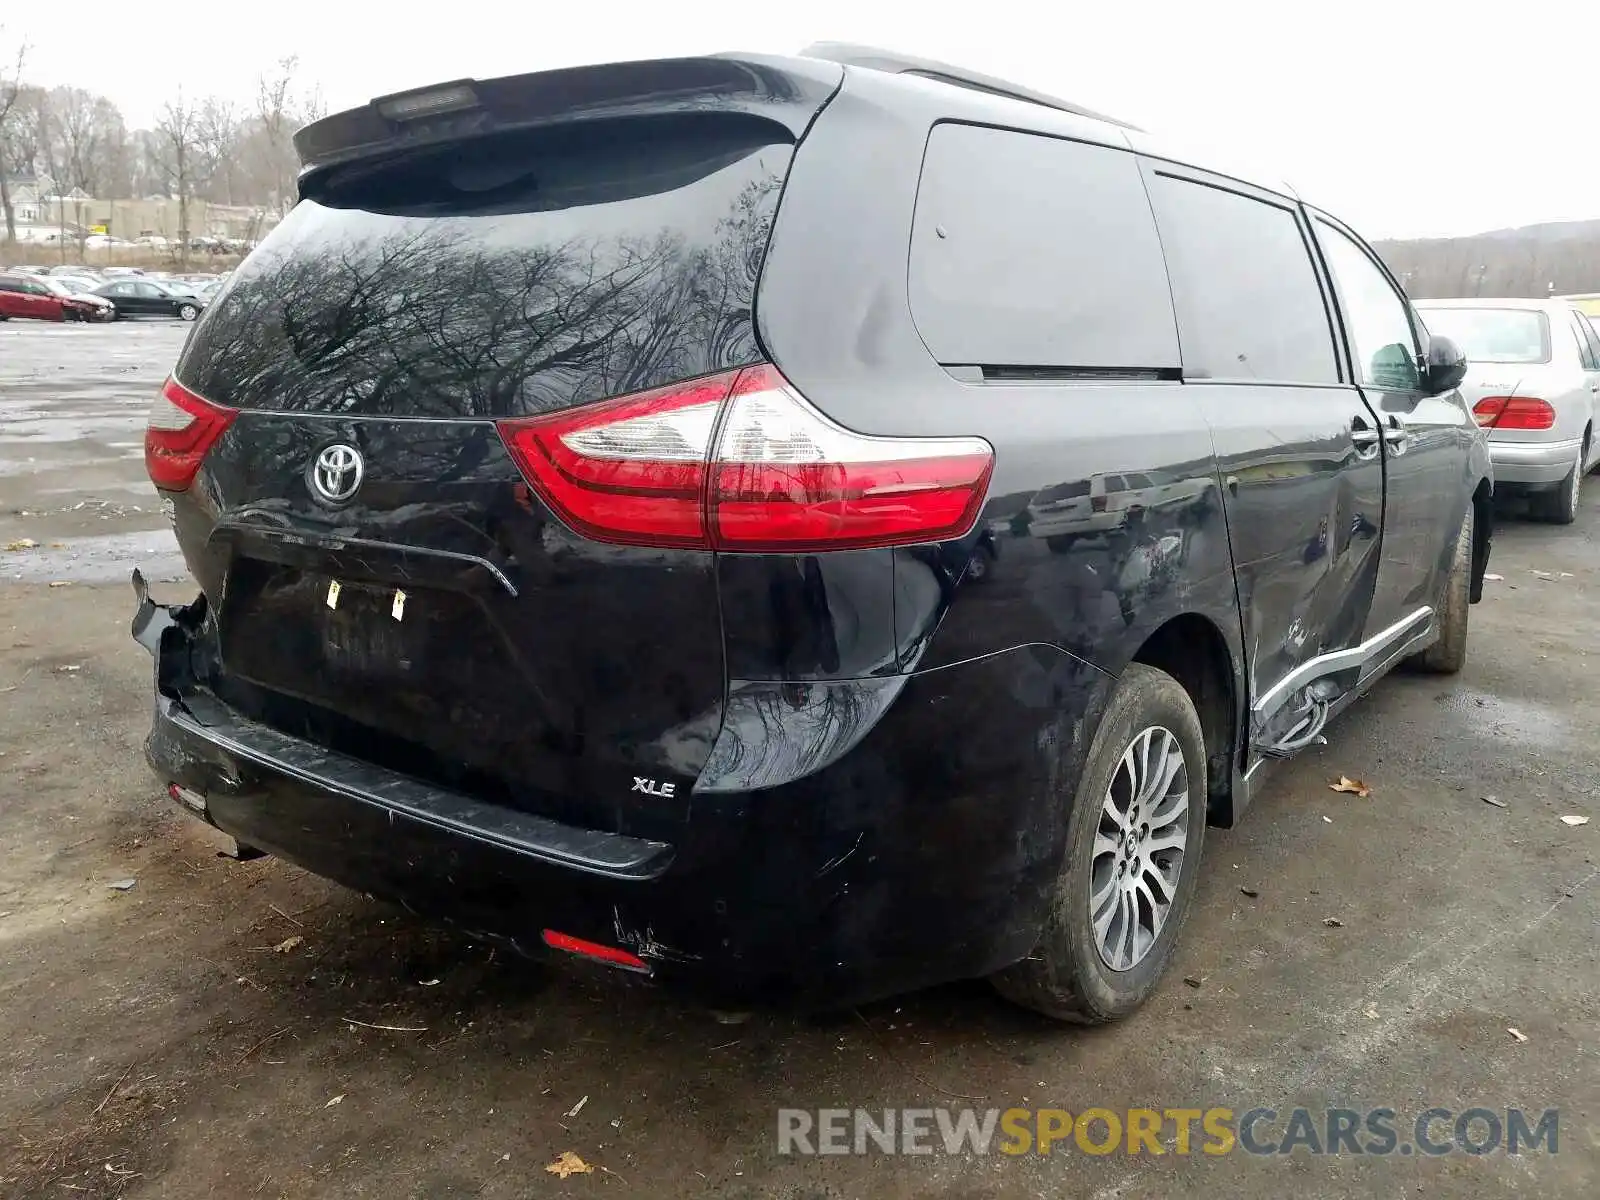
[1415,298,1600,523]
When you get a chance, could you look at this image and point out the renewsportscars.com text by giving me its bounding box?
[777,1106,1558,1157]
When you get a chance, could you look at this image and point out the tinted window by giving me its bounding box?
[909,124,1178,369]
[1569,310,1600,369]
[1414,307,1551,365]
[1147,174,1338,384]
[179,115,794,417]
[1315,220,1420,390]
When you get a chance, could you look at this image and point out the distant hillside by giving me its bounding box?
[1375,218,1600,299]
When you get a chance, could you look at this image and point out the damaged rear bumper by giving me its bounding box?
[131,570,1087,1009]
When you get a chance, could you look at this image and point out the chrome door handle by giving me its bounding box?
[1350,418,1381,456]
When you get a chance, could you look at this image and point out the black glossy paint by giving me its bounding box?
[137,52,1491,1010]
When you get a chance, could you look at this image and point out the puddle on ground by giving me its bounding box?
[1437,689,1569,750]
[2,529,186,584]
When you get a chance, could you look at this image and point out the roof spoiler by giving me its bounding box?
[293,54,844,181]
[797,42,1143,132]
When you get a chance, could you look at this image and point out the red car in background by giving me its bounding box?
[0,272,102,321]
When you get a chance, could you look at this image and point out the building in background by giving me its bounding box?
[4,176,280,246]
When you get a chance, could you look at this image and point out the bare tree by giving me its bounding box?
[254,56,322,215]
[0,30,29,243]
[40,86,130,199]
[256,56,300,215]
[196,98,240,206]
[153,93,201,266]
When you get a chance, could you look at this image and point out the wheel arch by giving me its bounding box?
[1127,612,1241,827]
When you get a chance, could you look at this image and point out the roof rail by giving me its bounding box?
[797,42,1143,132]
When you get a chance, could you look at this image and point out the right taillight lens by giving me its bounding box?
[144,376,237,491]
[497,363,995,552]
[1473,395,1556,430]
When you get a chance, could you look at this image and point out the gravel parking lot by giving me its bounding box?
[2,321,1596,1199]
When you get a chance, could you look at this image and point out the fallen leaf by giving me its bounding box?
[273,935,303,954]
[1322,917,1345,928]
[1329,775,1372,798]
[417,978,440,987]
[1362,1005,1380,1020]
[107,879,136,891]
[1239,887,1260,898]
[1483,572,1504,581]
[325,1094,345,1108]
[1481,795,1508,809]
[565,1094,589,1118]
[1321,816,1333,824]
[55,664,81,674]
[545,1152,594,1179]
[48,581,70,588]
[1507,1027,1528,1043]
[1182,975,1203,988]
[1559,815,1589,827]
[50,542,67,549]
[4,538,38,551]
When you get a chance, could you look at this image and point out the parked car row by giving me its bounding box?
[0,263,227,323]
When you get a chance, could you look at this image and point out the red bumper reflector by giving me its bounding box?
[541,929,650,973]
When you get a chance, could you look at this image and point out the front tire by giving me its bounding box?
[1413,504,1472,674]
[990,664,1207,1023]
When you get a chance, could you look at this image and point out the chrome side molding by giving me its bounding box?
[1252,606,1434,730]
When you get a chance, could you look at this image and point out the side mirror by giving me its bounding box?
[1422,334,1468,396]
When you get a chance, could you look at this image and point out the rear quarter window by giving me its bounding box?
[908,123,1179,370]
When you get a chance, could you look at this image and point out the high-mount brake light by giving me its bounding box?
[144,376,237,491]
[375,82,480,122]
[497,363,995,552]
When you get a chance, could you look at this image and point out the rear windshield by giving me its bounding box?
[1417,307,1551,364]
[178,115,793,418]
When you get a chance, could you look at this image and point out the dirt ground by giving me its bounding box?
[1,322,1596,1199]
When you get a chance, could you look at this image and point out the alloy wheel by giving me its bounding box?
[1091,725,1190,971]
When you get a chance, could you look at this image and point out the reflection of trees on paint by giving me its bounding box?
[702,679,888,792]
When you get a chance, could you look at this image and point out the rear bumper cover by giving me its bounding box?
[1488,436,1581,486]
[132,572,1106,1009]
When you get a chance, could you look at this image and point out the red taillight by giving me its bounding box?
[145,376,237,491]
[1473,395,1555,431]
[497,363,995,552]
[541,929,650,973]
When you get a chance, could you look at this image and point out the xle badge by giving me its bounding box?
[631,777,676,798]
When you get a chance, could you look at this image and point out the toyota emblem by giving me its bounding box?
[309,444,364,505]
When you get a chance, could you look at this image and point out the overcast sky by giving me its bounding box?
[6,0,1598,238]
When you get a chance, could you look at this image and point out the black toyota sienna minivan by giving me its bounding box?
[134,44,1490,1022]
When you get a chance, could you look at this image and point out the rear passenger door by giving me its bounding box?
[1141,163,1385,753]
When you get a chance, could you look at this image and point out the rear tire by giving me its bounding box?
[1531,446,1582,524]
[990,664,1207,1023]
[1414,505,1472,674]
[179,304,199,322]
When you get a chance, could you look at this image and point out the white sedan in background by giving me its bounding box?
[1416,298,1600,523]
